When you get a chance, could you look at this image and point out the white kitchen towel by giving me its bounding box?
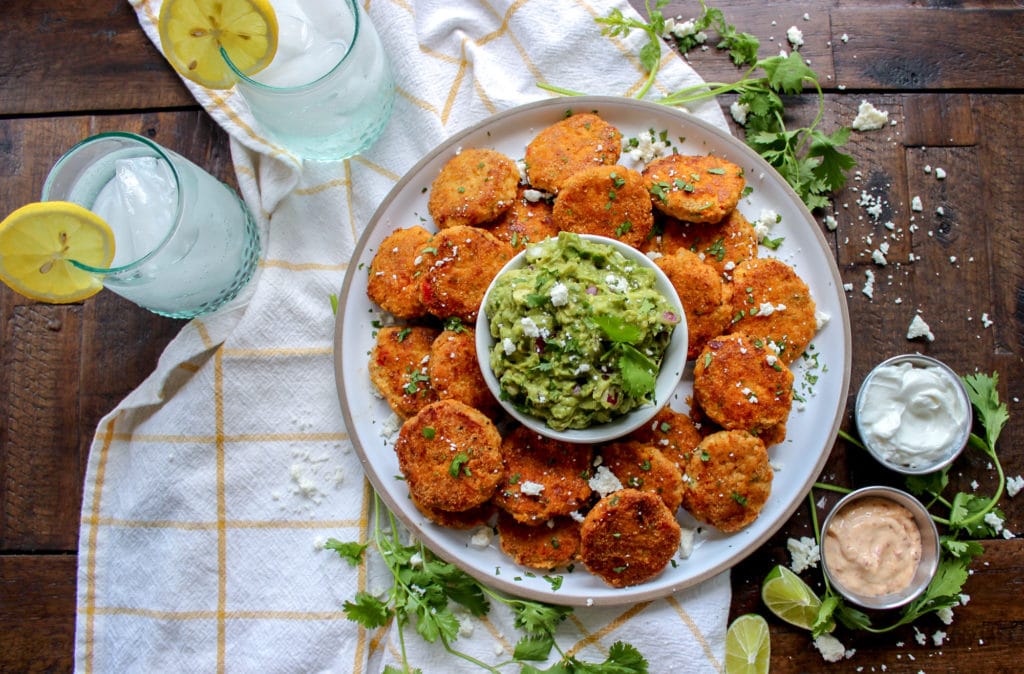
[76,0,732,671]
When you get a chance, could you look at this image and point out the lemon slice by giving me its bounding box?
[158,0,278,89]
[0,202,115,303]
[725,613,770,674]
[760,564,824,631]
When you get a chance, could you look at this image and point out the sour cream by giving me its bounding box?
[823,496,922,596]
[856,358,969,470]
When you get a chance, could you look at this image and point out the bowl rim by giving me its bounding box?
[854,353,972,475]
[820,485,940,610]
[474,232,688,444]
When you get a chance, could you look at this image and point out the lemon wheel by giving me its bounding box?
[0,202,115,303]
[158,0,279,89]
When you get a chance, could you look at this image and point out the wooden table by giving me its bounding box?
[1,1,1021,671]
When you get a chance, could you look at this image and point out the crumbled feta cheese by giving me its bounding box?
[678,527,696,559]
[981,313,994,329]
[824,214,838,231]
[841,33,849,43]
[625,129,671,163]
[729,100,750,126]
[787,536,821,573]
[935,167,947,179]
[906,314,935,342]
[814,634,849,663]
[815,310,831,330]
[549,282,569,307]
[605,274,629,293]
[786,26,804,49]
[984,511,1004,533]
[519,480,545,497]
[1006,475,1024,497]
[872,248,888,266]
[502,337,516,355]
[523,188,546,202]
[588,466,623,497]
[936,607,955,625]
[933,630,947,646]
[862,269,875,298]
[520,317,541,338]
[911,195,923,211]
[469,526,493,548]
[851,100,889,131]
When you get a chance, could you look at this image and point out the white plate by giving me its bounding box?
[334,96,851,606]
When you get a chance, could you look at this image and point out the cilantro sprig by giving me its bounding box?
[801,372,1011,637]
[329,493,649,673]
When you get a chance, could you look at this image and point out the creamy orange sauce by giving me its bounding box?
[824,497,922,596]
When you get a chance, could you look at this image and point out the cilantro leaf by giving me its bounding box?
[617,343,658,399]
[324,538,369,566]
[343,591,391,629]
[593,314,643,343]
[514,634,557,662]
[808,127,856,193]
[761,52,816,94]
[962,372,1009,452]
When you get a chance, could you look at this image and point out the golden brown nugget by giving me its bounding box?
[366,226,433,319]
[600,441,684,513]
[524,112,622,193]
[428,147,520,229]
[655,248,734,359]
[552,165,653,248]
[643,154,745,224]
[645,210,759,281]
[627,406,702,476]
[692,333,794,435]
[728,257,817,365]
[428,327,499,415]
[497,512,581,570]
[409,490,496,530]
[489,186,559,249]
[580,489,681,588]
[395,399,504,512]
[369,325,440,418]
[419,225,514,322]
[682,430,772,533]
[492,426,592,524]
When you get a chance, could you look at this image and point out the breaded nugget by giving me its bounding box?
[366,226,433,319]
[428,326,499,415]
[552,165,653,248]
[428,148,520,229]
[758,421,787,448]
[728,257,817,365]
[645,210,759,280]
[488,186,558,250]
[682,430,772,532]
[395,399,504,512]
[524,112,622,193]
[600,441,684,512]
[692,333,794,435]
[579,488,681,588]
[410,490,496,530]
[497,512,581,570]
[655,248,734,359]
[627,406,702,475]
[369,325,440,418]
[643,154,745,224]
[419,225,514,322]
[492,426,592,524]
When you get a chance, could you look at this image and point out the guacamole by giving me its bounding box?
[485,232,681,431]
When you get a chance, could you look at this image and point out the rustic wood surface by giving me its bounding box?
[1,1,1021,671]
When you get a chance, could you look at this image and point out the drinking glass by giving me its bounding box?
[226,0,396,161]
[41,132,260,319]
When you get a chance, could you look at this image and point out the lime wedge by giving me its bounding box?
[761,564,823,630]
[725,613,770,674]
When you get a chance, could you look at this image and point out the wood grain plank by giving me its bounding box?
[831,8,1024,90]
[901,94,977,147]
[0,555,77,673]
[0,0,194,116]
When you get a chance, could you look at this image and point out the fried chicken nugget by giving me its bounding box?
[655,248,734,359]
[489,186,558,250]
[645,210,759,281]
[552,165,653,248]
[692,333,794,435]
[369,325,440,418]
[428,148,520,229]
[497,512,581,570]
[420,225,514,322]
[428,327,499,415]
[627,406,702,476]
[682,430,772,533]
[643,154,745,224]
[524,112,622,194]
[579,488,681,588]
[728,257,817,365]
[395,399,504,512]
[492,425,592,524]
[600,441,684,512]
[366,226,433,319]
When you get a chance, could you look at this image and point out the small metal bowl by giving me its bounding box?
[476,233,688,444]
[821,486,940,610]
[854,353,972,475]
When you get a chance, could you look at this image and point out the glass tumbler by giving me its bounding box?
[226,0,396,161]
[41,132,260,319]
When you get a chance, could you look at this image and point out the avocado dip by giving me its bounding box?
[484,232,681,431]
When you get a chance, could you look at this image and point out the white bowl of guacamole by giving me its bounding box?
[477,232,688,443]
